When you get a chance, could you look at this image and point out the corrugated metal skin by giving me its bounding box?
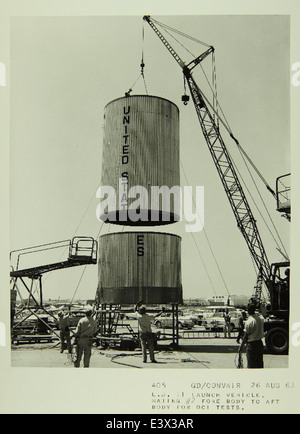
[97,232,182,304]
[100,95,180,225]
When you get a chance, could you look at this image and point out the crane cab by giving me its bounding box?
[267,261,290,318]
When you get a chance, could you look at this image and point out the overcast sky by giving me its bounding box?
[10,15,290,303]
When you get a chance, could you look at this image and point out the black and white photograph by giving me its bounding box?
[1,0,300,416]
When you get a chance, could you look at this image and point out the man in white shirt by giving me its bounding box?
[135,302,163,363]
[239,303,265,368]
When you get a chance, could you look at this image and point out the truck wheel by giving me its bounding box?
[265,328,288,354]
[156,321,162,328]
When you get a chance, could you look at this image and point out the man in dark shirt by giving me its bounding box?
[58,310,71,354]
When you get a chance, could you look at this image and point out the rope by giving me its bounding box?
[65,342,78,366]
[230,152,289,261]
[140,23,149,95]
[151,16,281,221]
[236,147,289,261]
[167,20,282,260]
[68,219,106,306]
[142,72,148,95]
[195,63,288,257]
[156,22,197,58]
[234,350,245,369]
[126,21,148,96]
[188,230,218,297]
[42,180,102,285]
[212,52,219,128]
[152,18,211,48]
[228,152,285,262]
[70,265,88,305]
[180,160,230,297]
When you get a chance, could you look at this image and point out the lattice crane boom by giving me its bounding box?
[143,15,271,291]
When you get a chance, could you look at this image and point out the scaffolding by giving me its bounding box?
[95,303,180,350]
[10,237,98,343]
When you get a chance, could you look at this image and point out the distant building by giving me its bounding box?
[205,294,250,307]
[183,298,209,306]
[230,295,250,307]
[205,295,232,306]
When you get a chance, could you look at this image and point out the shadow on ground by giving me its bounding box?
[175,344,239,354]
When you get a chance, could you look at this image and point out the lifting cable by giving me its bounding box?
[230,152,288,260]
[69,223,106,306]
[236,148,289,260]
[212,51,219,128]
[198,85,289,259]
[70,205,108,305]
[154,19,281,208]
[70,264,88,305]
[42,176,106,299]
[198,67,286,249]
[196,79,281,209]
[141,22,148,95]
[126,22,148,96]
[152,18,211,49]
[180,161,230,299]
[159,21,289,260]
[42,180,103,286]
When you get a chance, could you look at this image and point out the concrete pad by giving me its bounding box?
[10,337,288,369]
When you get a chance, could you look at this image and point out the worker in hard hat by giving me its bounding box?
[134,301,164,364]
[73,307,98,368]
[58,310,72,354]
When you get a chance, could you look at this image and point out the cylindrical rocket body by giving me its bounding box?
[97,231,182,304]
[100,95,180,226]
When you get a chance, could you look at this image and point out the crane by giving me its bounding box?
[143,15,290,354]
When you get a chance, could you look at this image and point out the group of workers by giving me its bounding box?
[57,301,265,369]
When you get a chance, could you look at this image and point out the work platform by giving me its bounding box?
[10,237,98,279]
[10,237,98,340]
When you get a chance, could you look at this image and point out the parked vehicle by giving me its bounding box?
[153,312,194,329]
[13,314,52,334]
[182,310,204,325]
[202,306,237,320]
[203,310,243,331]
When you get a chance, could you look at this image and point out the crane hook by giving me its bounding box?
[181,94,190,105]
[182,75,190,105]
